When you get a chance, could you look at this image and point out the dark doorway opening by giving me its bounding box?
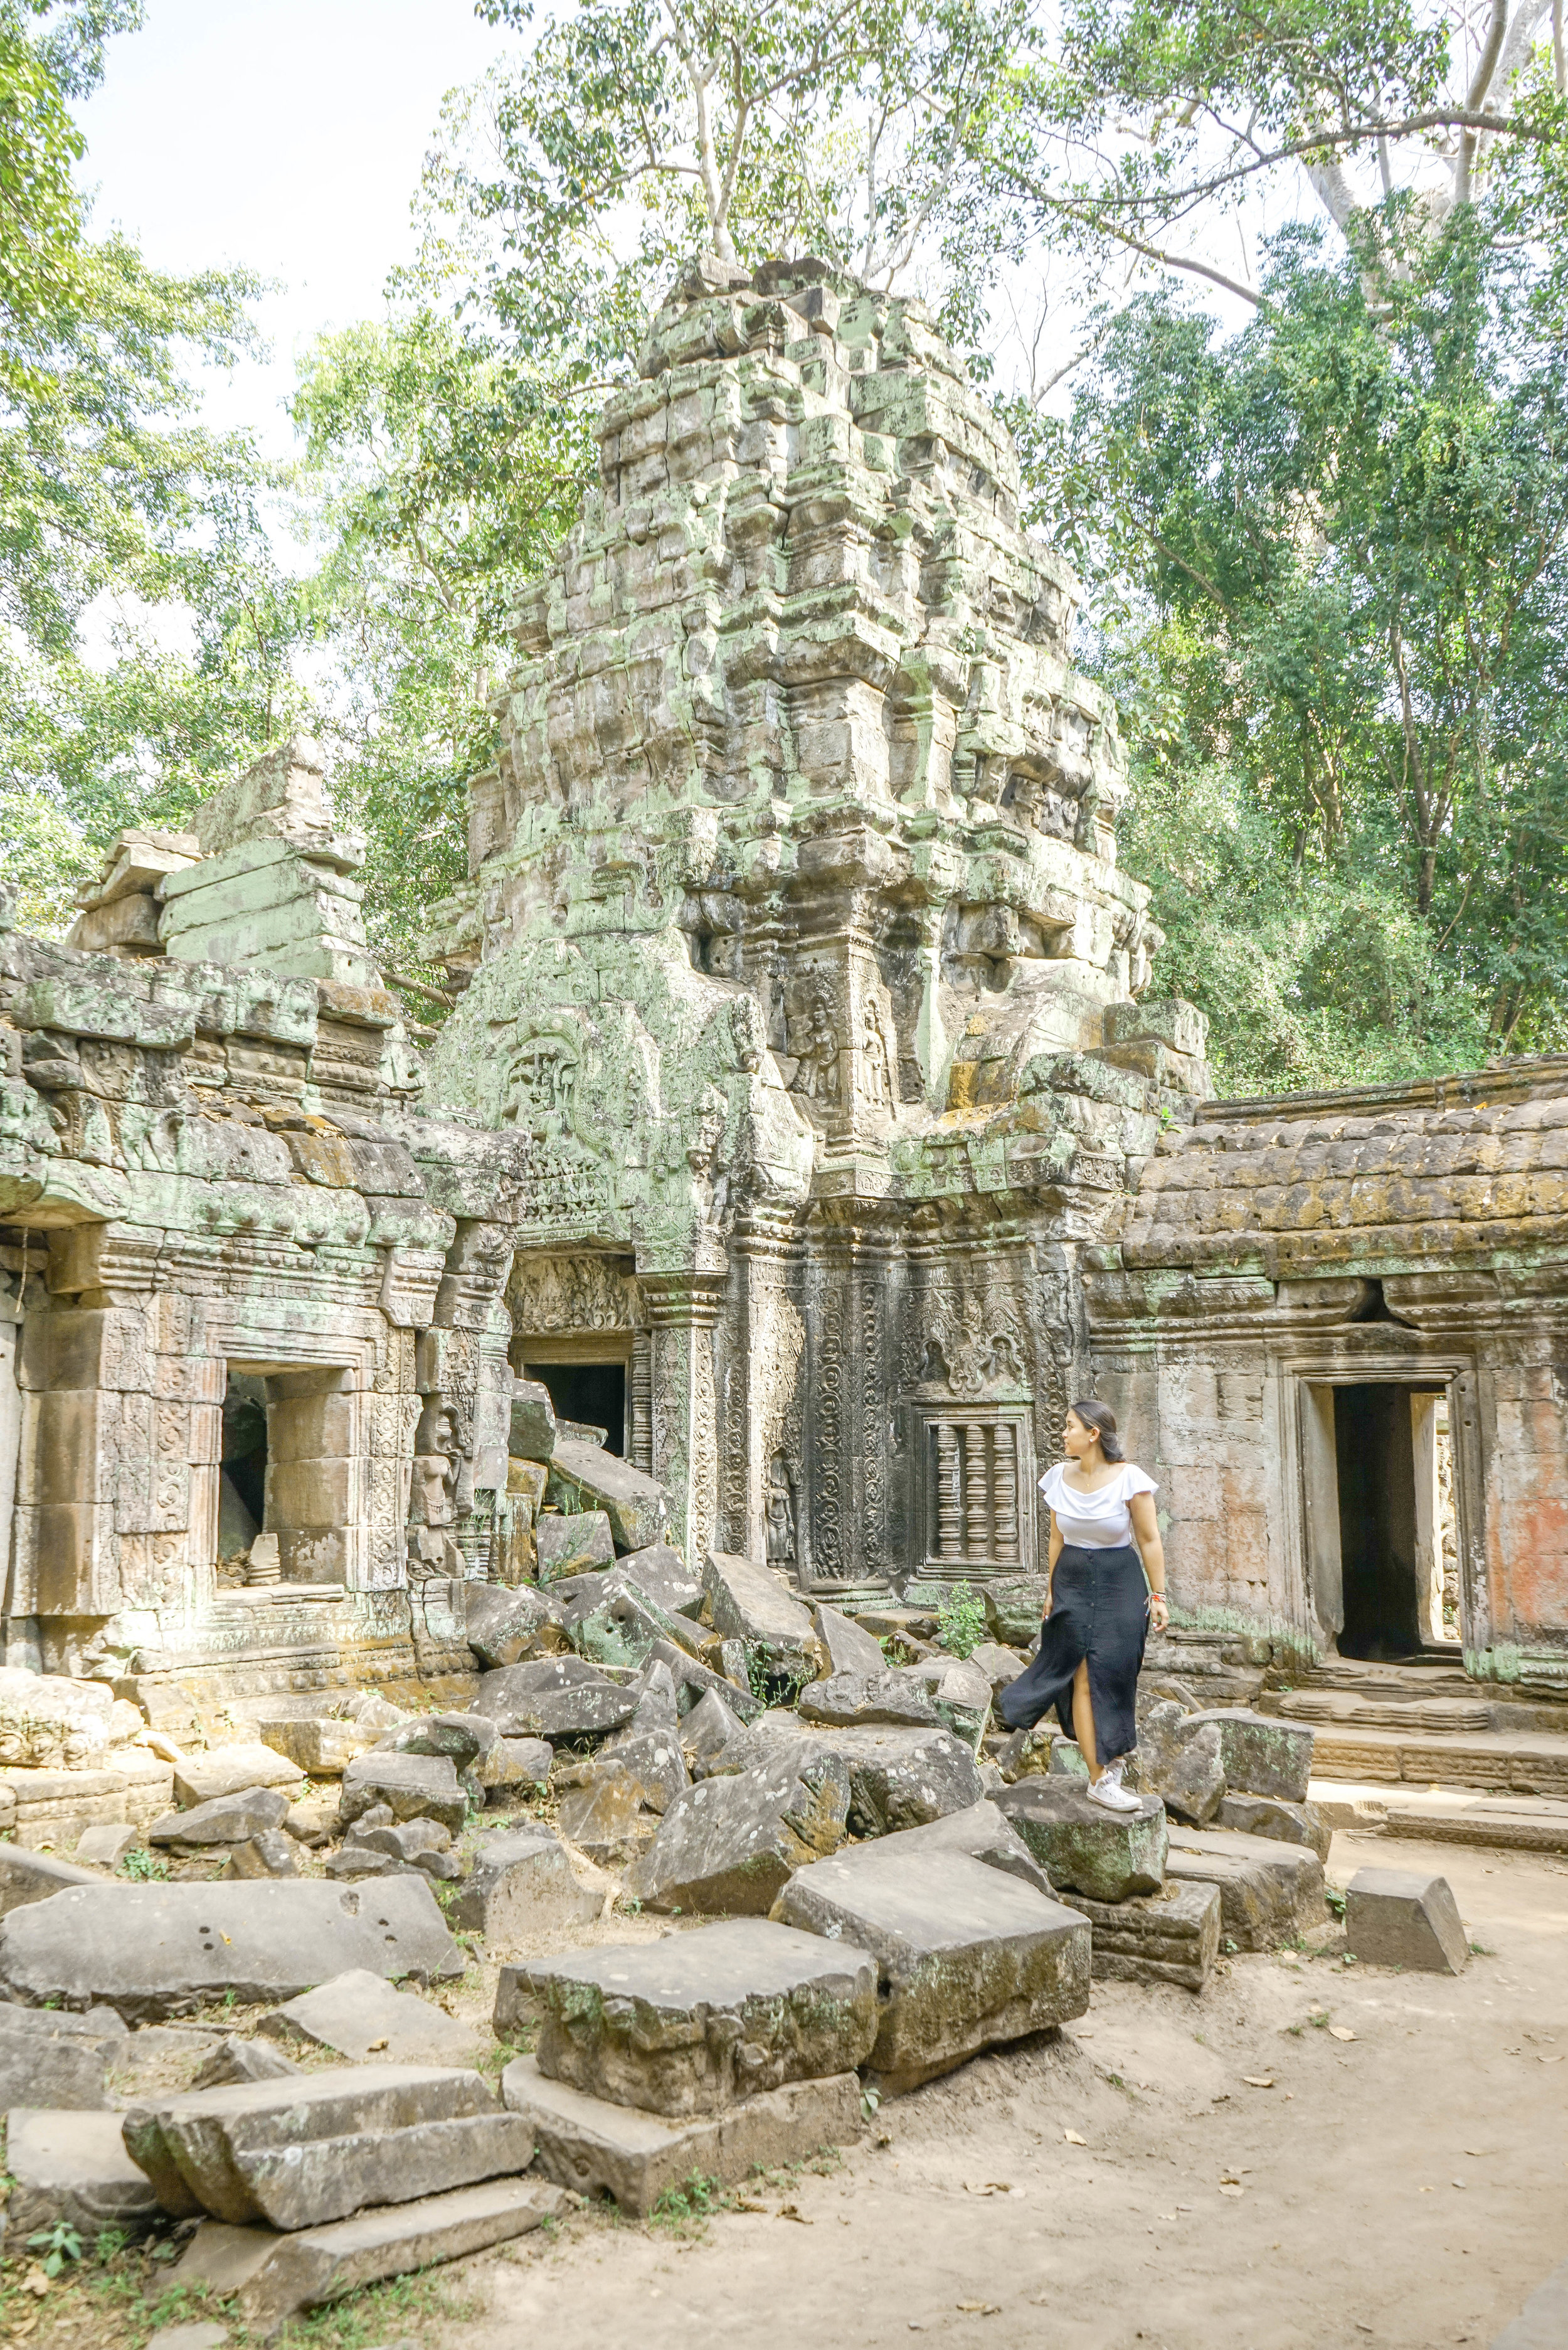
[527,1362,626,1456]
[1333,1381,1451,1659]
[219,1369,268,1558]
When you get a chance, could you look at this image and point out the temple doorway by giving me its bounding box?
[524,1359,627,1457]
[1326,1381,1458,1658]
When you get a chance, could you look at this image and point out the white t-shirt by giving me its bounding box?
[1041,1461,1157,1550]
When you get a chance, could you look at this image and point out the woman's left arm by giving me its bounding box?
[1128,1489,1168,1630]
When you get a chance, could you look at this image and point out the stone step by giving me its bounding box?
[1273,1690,1496,1735]
[1306,1724,1568,1797]
[1310,1777,1568,1854]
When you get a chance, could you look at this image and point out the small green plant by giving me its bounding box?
[1470,1940,1496,1957]
[860,2082,881,2122]
[650,2170,733,2236]
[119,1847,168,1882]
[1324,1885,1347,1920]
[936,1580,986,1660]
[28,2219,83,2277]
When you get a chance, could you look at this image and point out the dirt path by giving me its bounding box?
[462,1834,1568,2350]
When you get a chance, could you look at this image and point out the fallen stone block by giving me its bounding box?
[898,1656,992,1747]
[346,1816,452,1863]
[810,1603,886,1679]
[497,1917,876,2116]
[995,1780,1168,1903]
[701,1551,815,1667]
[469,1659,639,1743]
[773,1837,1090,2092]
[260,1969,484,2067]
[1055,1880,1222,1992]
[548,1438,670,1553]
[322,1846,412,1881]
[151,1787,292,1848]
[1214,1792,1331,1861]
[1187,1710,1314,1804]
[339,1752,468,1834]
[967,1642,1025,1699]
[225,1829,300,1880]
[257,1716,378,1777]
[0,2002,124,2108]
[509,1379,558,1461]
[534,1511,616,1581]
[1134,1703,1227,1825]
[616,1543,703,1617]
[734,1714,987,1837]
[6,2107,161,2239]
[554,1772,660,1865]
[568,1721,687,1814]
[0,1878,464,2019]
[1345,1866,1468,1974]
[448,1825,603,1947]
[372,1712,499,1775]
[564,1571,706,1671]
[479,1734,554,1799]
[623,1757,850,1915]
[235,2177,568,2335]
[1165,1826,1328,1949]
[503,2055,862,2215]
[75,1823,140,1868]
[282,1795,337,1846]
[681,1686,752,1777]
[647,1639,763,1724]
[0,1842,101,1918]
[464,1583,568,1667]
[876,1799,1055,1898]
[798,1672,939,1729]
[172,1747,304,1807]
[191,2036,302,2090]
[992,1724,1051,1784]
[122,2063,533,2230]
[983,1576,1051,1649]
[145,2323,229,2350]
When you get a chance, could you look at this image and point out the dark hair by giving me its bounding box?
[1067,1398,1125,1461]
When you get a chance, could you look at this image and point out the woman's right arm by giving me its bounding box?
[1045,1509,1062,1611]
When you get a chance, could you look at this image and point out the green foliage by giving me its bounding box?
[28,2218,83,2275]
[936,1579,987,1659]
[650,2167,734,2233]
[117,1845,167,1880]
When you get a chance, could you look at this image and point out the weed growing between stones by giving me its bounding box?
[649,2171,737,2236]
[117,1849,167,1881]
[937,1584,987,1661]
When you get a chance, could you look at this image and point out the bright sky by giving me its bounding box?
[76,0,507,457]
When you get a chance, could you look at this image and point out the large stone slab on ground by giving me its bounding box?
[1214,1792,1332,1861]
[172,1747,304,1807]
[149,1786,290,1848]
[554,1772,658,1864]
[469,1660,639,1743]
[622,1757,850,1915]
[258,1969,482,2066]
[616,1544,703,1617]
[1055,1880,1222,1992]
[564,1571,705,1671]
[122,2063,533,2230]
[701,1551,815,1664]
[798,1672,939,1729]
[0,1878,464,2019]
[502,2056,863,2216]
[773,1837,1090,2092]
[75,1823,140,1867]
[338,1752,468,1834]
[447,1825,603,1947]
[257,1716,378,1777]
[1345,1866,1468,1974]
[995,1779,1168,1902]
[0,2002,124,2108]
[898,1656,992,1747]
[873,1799,1054,1898]
[647,1639,763,1723]
[734,1713,987,1837]
[1165,1826,1327,1949]
[371,1711,499,1774]
[812,1604,887,1678]
[1134,1703,1227,1824]
[236,2177,568,2334]
[479,1734,554,1799]
[6,2108,161,2239]
[1491,2255,1568,2350]
[495,1917,876,2117]
[463,1584,567,1668]
[548,1438,671,1552]
[534,1511,616,1581]
[1187,1711,1314,1803]
[984,1576,1051,1647]
[0,1842,100,1917]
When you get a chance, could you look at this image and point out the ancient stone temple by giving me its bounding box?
[2,253,1566,1723]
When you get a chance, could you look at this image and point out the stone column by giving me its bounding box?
[641,1272,726,1562]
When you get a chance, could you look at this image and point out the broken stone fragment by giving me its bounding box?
[547,1438,670,1553]
[701,1551,815,1668]
[191,2035,303,2090]
[338,1752,468,1835]
[534,1511,617,1582]
[1133,1703,1227,1825]
[0,2001,124,2109]
[810,1604,886,1679]
[468,1661,640,1744]
[347,1816,452,1863]
[149,1786,292,1848]
[1214,1792,1331,1860]
[0,1843,101,1918]
[897,1656,993,1747]
[462,1583,568,1668]
[370,1711,499,1775]
[497,1917,877,2117]
[773,1834,1091,2093]
[509,1379,558,1461]
[984,1576,1051,1649]
[879,1798,1056,1898]
[260,1968,484,2067]
[171,1747,305,1807]
[645,1639,763,1723]
[256,1716,378,1776]
[1345,1866,1468,1974]
[121,2062,532,2230]
[0,1878,464,2020]
[576,1716,689,1814]
[448,1824,604,1947]
[503,2055,863,2216]
[615,1543,703,1616]
[1054,1878,1222,1992]
[1163,1824,1327,1947]
[622,1756,850,1917]
[563,1571,706,1671]
[731,1713,987,1837]
[225,1829,300,1880]
[679,1686,752,1777]
[75,1823,140,1868]
[553,1772,660,1866]
[797,1671,940,1729]
[6,2108,162,2240]
[478,1735,553,1798]
[1186,1710,1314,1804]
[967,1642,1026,1699]
[995,1779,1168,1903]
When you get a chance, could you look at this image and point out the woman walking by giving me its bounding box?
[997,1399,1168,1812]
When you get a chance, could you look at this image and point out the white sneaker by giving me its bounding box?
[1088,1762,1142,1813]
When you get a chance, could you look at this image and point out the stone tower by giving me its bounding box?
[419,255,1211,1598]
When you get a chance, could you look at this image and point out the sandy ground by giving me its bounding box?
[455,1832,1568,2350]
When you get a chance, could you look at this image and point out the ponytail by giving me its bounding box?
[1069,1397,1125,1462]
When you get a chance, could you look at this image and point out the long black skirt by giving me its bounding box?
[995,1543,1149,1763]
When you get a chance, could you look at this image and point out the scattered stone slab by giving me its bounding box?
[0,1878,464,2019]
[448,1825,603,1946]
[191,2036,302,2090]
[701,1551,815,1667]
[1134,1703,1227,1825]
[509,1380,558,1460]
[995,1780,1168,1903]
[225,1830,300,1880]
[580,1711,688,1810]
[1214,1793,1331,1861]
[535,1512,617,1581]
[1055,1880,1222,1992]
[503,2055,862,2215]
[548,1438,670,1553]
[0,1843,101,1918]
[647,1639,763,1724]
[463,1585,568,1668]
[236,2178,568,2335]
[122,2063,533,2230]
[75,1824,140,1868]
[1345,1866,1469,1974]
[373,1713,499,1774]
[479,1734,554,1799]
[554,1774,657,1864]
[810,1603,886,1679]
[681,1686,752,1777]
[0,2002,124,2108]
[339,1753,468,1834]
[899,1656,992,1747]
[992,1724,1051,1784]
[773,1836,1090,2092]
[1164,1826,1328,1949]
[172,1747,304,1807]
[798,1672,940,1729]
[497,1918,877,2116]
[346,1817,451,1863]
[736,1713,988,1837]
[257,1717,378,1777]
[967,1642,1025,1699]
[1187,1711,1314,1804]
[615,1544,703,1617]
[260,1969,484,2067]
[469,1661,640,1744]
[151,1787,292,1848]
[282,1795,337,1846]
[623,1757,851,1915]
[984,1576,1051,1648]
[564,1572,706,1671]
[6,2107,161,2238]
[879,1799,1055,1898]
